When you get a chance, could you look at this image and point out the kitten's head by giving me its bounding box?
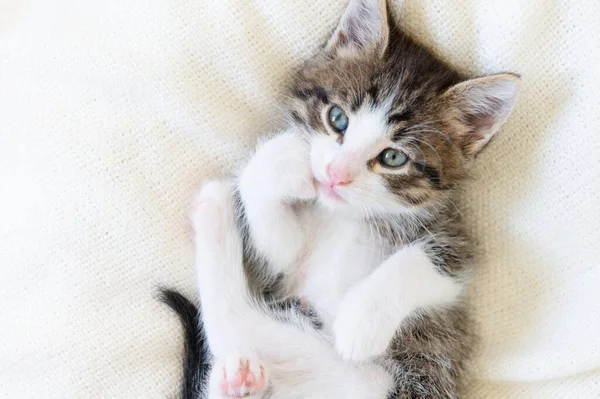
[287,0,519,218]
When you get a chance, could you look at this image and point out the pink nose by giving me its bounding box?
[327,163,352,187]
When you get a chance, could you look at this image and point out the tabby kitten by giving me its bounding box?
[162,0,519,398]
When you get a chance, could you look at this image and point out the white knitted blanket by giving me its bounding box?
[1,0,599,397]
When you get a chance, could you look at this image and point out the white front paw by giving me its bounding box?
[241,131,315,202]
[333,290,401,363]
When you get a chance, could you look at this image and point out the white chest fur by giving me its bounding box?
[296,211,386,330]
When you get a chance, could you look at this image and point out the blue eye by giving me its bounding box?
[379,148,408,168]
[328,105,349,133]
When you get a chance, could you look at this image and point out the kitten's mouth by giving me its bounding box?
[317,180,345,202]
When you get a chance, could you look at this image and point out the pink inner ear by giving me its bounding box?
[446,74,520,155]
[466,113,496,142]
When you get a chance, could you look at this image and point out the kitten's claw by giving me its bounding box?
[211,352,268,398]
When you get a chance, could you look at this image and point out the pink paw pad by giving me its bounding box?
[219,356,266,398]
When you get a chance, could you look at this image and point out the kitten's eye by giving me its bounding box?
[379,148,408,168]
[328,105,349,133]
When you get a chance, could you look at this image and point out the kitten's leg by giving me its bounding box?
[333,244,464,362]
[190,180,269,398]
[190,180,393,399]
[238,129,315,274]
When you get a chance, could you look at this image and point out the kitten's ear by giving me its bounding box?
[326,0,389,57]
[443,73,520,156]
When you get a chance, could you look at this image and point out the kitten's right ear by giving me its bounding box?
[442,73,520,157]
[326,0,389,58]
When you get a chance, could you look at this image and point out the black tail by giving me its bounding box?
[158,288,211,399]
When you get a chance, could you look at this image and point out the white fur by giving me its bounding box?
[297,210,387,328]
[191,180,250,357]
[333,244,463,362]
[191,180,393,399]
[238,128,315,274]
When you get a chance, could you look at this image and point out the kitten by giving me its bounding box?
[161,0,519,398]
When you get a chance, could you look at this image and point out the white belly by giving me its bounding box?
[297,213,385,330]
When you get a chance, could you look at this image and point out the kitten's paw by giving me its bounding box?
[333,291,400,362]
[210,352,268,398]
[188,179,233,237]
[241,132,316,202]
[333,318,389,363]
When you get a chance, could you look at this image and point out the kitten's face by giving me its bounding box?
[310,105,452,215]
[287,0,519,217]
[299,61,462,216]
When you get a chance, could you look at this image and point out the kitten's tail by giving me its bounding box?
[158,288,211,399]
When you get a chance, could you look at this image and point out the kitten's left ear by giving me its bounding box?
[326,0,389,57]
[442,73,520,156]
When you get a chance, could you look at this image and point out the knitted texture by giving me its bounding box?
[0,0,599,397]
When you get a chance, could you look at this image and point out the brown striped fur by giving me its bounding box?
[279,1,519,397]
